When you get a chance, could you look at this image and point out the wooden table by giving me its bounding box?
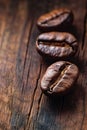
[0,0,87,129]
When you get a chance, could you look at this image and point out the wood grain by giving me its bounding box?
[0,0,87,130]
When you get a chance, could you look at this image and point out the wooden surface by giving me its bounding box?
[0,0,87,130]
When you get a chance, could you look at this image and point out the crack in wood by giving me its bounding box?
[21,56,31,93]
[25,63,42,130]
[21,21,34,89]
[16,17,34,94]
[37,92,43,119]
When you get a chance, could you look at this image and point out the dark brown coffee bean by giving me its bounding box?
[37,9,73,31]
[41,61,79,96]
[36,32,78,60]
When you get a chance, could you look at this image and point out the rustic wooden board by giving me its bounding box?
[0,0,87,130]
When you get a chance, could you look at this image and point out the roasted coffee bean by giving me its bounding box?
[41,61,79,96]
[37,9,73,31]
[36,32,78,60]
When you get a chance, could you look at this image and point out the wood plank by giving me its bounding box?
[0,0,87,130]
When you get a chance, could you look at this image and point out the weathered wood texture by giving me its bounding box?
[0,0,87,130]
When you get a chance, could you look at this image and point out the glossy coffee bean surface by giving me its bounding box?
[37,9,73,31]
[36,32,78,60]
[41,61,79,96]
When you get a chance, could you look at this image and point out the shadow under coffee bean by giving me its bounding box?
[41,61,79,96]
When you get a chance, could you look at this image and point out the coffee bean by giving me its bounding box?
[41,61,79,96]
[36,32,78,60]
[37,9,73,31]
